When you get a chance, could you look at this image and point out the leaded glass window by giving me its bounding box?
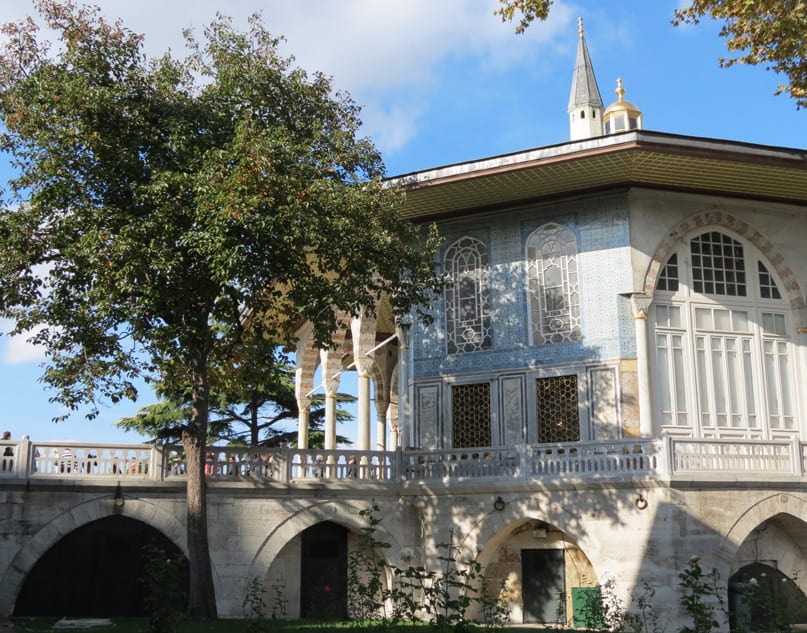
[535,375,580,443]
[444,237,492,354]
[526,224,581,344]
[452,383,492,448]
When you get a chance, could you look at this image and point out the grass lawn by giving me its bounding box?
[10,618,556,633]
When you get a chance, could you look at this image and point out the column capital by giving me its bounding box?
[396,315,413,350]
[622,292,652,319]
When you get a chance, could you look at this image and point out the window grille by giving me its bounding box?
[452,383,492,448]
[536,375,580,443]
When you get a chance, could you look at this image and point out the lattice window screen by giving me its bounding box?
[452,383,492,448]
[536,375,580,443]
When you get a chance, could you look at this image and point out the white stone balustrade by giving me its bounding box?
[2,436,807,485]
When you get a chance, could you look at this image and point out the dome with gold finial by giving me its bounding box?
[603,78,643,134]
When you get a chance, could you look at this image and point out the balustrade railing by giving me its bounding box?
[668,437,800,476]
[1,435,805,486]
[529,440,659,476]
[401,446,520,480]
[1,439,158,480]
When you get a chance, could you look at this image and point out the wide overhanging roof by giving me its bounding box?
[391,130,807,221]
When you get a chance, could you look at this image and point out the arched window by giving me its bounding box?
[444,237,492,354]
[653,230,796,438]
[526,223,581,344]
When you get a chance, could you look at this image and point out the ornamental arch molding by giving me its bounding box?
[0,497,188,614]
[245,500,403,583]
[453,494,600,571]
[643,209,804,309]
[714,492,807,568]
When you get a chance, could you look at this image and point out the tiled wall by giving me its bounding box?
[413,194,634,379]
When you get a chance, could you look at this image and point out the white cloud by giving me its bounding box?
[0,320,46,365]
[360,101,424,156]
[2,0,578,157]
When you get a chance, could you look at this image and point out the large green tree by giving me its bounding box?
[0,0,441,618]
[497,0,807,108]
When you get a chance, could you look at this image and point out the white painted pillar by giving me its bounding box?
[324,391,337,450]
[294,335,317,450]
[356,369,371,452]
[296,398,311,449]
[350,312,378,478]
[797,325,807,445]
[629,293,653,437]
[386,402,397,450]
[319,347,344,452]
[375,408,387,452]
[396,317,412,449]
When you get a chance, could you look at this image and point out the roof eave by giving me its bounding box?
[391,130,807,221]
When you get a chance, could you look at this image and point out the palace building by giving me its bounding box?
[3,19,807,630]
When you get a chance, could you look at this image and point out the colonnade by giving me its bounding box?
[293,311,410,454]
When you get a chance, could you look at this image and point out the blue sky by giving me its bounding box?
[1,0,805,445]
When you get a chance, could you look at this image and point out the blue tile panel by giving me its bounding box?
[414,195,635,379]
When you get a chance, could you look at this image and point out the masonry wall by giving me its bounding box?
[4,480,807,628]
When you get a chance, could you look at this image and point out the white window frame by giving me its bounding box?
[652,229,797,440]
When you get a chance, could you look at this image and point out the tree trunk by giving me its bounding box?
[182,351,218,619]
[250,395,259,446]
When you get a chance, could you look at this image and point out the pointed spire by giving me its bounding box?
[568,17,604,140]
[568,17,603,114]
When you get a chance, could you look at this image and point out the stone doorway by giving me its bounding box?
[300,521,348,619]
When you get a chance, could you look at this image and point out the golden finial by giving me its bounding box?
[578,17,584,37]
[615,77,625,102]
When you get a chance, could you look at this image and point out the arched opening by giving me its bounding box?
[14,515,187,617]
[479,518,597,626]
[729,562,807,631]
[729,513,807,630]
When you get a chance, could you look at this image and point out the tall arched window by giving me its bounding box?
[444,237,492,354]
[526,223,581,344]
[653,230,796,438]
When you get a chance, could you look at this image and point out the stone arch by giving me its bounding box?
[0,496,190,616]
[642,209,804,309]
[295,323,321,405]
[244,499,403,586]
[714,493,807,567]
[370,362,387,406]
[454,496,600,624]
[454,494,598,563]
